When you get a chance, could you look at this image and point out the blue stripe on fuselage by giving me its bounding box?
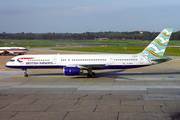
[5,65,148,69]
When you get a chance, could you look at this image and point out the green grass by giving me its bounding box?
[0,41,6,46]
[168,40,180,45]
[1,39,180,45]
[1,39,180,56]
[0,39,150,44]
[52,45,143,53]
[52,45,136,53]
[52,45,180,56]
[0,40,70,48]
[165,47,180,56]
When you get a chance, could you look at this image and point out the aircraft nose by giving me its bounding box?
[5,62,9,67]
[5,61,12,68]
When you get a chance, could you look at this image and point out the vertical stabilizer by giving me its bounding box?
[141,28,173,60]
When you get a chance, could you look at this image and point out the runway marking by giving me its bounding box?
[2,77,9,79]
[1,92,180,96]
[0,94,11,97]
[1,83,177,90]
[0,74,180,78]
[0,76,69,78]
[168,76,174,78]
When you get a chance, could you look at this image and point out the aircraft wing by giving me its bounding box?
[67,64,106,69]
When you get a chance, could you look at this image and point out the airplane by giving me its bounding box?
[0,47,28,55]
[5,28,173,78]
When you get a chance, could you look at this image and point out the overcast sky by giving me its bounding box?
[0,0,180,33]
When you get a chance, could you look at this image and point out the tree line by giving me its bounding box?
[0,30,180,40]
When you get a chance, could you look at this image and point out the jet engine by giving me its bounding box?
[63,67,80,75]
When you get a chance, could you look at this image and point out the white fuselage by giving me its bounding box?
[0,47,28,55]
[5,53,151,69]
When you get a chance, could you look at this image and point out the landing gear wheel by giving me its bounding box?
[23,69,28,77]
[92,72,96,78]
[87,68,96,78]
[87,73,92,78]
[87,73,96,78]
[24,74,28,77]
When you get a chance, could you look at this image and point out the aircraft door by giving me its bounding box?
[140,56,144,64]
[52,56,56,64]
[110,58,114,65]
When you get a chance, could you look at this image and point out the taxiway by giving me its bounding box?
[0,49,180,120]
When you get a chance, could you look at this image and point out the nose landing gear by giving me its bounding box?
[87,68,96,78]
[22,68,28,77]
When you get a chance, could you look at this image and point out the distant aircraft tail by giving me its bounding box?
[141,28,173,62]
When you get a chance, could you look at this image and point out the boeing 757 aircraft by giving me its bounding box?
[0,47,28,55]
[6,28,173,77]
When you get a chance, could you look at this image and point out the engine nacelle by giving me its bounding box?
[8,51,14,55]
[63,67,80,75]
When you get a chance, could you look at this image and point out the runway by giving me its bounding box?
[0,49,180,120]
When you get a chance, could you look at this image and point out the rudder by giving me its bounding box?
[141,28,173,60]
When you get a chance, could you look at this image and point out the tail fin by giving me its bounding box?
[141,28,173,60]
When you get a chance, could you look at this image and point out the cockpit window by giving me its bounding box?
[9,59,15,62]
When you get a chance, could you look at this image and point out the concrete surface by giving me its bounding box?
[0,49,180,120]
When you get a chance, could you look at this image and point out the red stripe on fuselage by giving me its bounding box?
[18,57,35,60]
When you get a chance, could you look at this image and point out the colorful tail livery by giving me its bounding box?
[141,28,173,63]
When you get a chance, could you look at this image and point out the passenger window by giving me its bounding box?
[10,59,15,62]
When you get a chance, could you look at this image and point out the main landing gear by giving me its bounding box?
[87,68,96,78]
[22,68,28,77]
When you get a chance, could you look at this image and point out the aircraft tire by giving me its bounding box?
[87,73,92,78]
[24,74,28,77]
[92,72,96,78]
